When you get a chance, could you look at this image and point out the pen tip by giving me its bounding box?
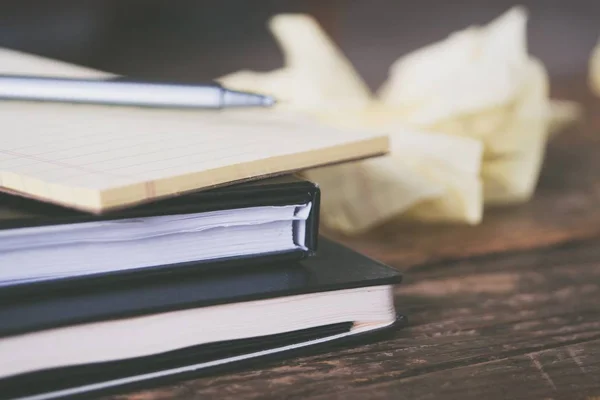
[262,95,277,107]
[221,89,277,108]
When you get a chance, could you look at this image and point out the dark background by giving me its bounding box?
[0,0,598,90]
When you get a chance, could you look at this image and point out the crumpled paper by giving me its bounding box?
[219,8,580,234]
[379,7,538,155]
[300,129,483,233]
[547,100,583,137]
[376,6,581,205]
[590,39,600,97]
[220,14,484,233]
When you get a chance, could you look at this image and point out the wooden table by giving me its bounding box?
[109,76,600,400]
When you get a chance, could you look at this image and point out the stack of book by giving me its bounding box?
[0,48,406,400]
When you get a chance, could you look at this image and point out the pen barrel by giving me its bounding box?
[0,77,224,108]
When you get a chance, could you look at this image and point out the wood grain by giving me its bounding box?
[2,2,600,398]
[336,340,600,400]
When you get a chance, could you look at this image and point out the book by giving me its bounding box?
[0,47,388,213]
[0,237,405,400]
[0,175,320,291]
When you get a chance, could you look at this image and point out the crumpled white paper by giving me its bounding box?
[302,129,483,233]
[590,38,600,97]
[218,14,373,114]
[376,7,570,204]
[220,14,484,233]
[378,7,535,155]
[219,8,580,234]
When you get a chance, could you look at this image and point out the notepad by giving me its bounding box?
[0,48,389,213]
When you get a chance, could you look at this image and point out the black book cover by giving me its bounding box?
[0,175,321,295]
[0,237,405,400]
[1,237,402,337]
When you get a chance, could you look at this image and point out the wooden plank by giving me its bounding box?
[329,340,600,400]
[325,78,600,270]
[109,238,600,400]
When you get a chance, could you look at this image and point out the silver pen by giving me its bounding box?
[0,74,276,109]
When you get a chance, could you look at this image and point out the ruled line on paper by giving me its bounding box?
[0,97,386,209]
[0,46,386,210]
[0,149,128,178]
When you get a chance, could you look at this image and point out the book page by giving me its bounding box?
[0,49,388,212]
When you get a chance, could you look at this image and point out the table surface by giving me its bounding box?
[107,76,600,400]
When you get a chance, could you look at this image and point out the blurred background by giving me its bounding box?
[0,0,598,90]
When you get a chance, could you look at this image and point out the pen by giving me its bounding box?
[0,74,276,109]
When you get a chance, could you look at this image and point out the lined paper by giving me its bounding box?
[0,48,388,212]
